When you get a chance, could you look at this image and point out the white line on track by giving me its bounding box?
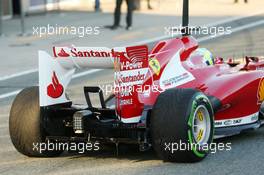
[0,115,9,119]
[0,114,9,117]
[0,90,22,99]
[0,69,38,81]
[0,124,8,129]
[0,13,264,100]
[0,135,9,139]
[0,70,102,100]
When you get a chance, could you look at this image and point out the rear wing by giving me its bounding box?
[38,46,117,107]
[39,46,150,123]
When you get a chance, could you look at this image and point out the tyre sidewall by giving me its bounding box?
[186,92,214,160]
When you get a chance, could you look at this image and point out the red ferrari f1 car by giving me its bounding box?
[9,0,264,162]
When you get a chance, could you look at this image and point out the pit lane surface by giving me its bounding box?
[1,24,264,175]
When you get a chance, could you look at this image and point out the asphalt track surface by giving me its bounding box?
[1,17,264,175]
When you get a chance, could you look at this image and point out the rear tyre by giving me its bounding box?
[9,86,63,157]
[151,88,214,162]
[259,103,264,119]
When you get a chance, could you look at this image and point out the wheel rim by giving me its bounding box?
[192,105,211,145]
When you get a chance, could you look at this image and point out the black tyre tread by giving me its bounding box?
[151,88,213,162]
[9,86,62,157]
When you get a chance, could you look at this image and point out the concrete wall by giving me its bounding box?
[23,0,46,13]
[2,0,12,19]
[23,0,71,13]
[3,0,97,16]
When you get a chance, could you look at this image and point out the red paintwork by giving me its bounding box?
[119,36,264,122]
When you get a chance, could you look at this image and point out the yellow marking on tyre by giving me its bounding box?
[197,111,204,121]
[197,129,204,142]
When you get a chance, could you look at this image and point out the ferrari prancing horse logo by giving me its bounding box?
[149,58,161,76]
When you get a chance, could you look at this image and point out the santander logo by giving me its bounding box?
[57,48,70,57]
[47,71,64,98]
[52,46,127,58]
